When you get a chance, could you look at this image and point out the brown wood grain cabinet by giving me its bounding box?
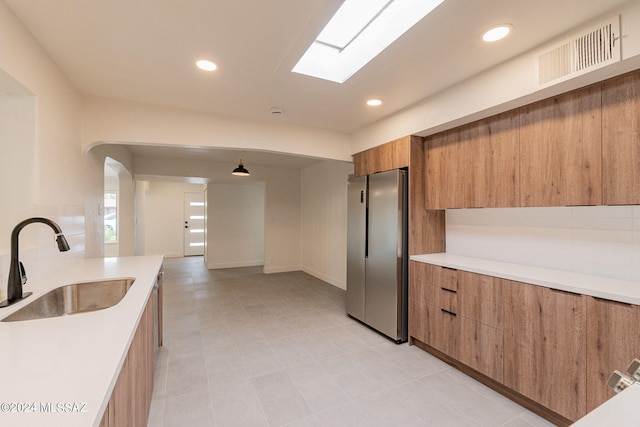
[426,112,519,209]
[465,113,520,208]
[602,71,640,205]
[99,295,155,427]
[408,136,446,256]
[586,296,640,413]
[409,264,504,382]
[425,130,466,209]
[409,262,460,357]
[408,263,640,422]
[519,86,602,207]
[457,271,505,382]
[504,283,587,421]
[459,317,504,382]
[352,136,409,177]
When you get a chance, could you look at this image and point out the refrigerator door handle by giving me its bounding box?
[364,204,369,258]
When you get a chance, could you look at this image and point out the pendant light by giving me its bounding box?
[232,159,250,176]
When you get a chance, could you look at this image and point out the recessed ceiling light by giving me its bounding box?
[482,25,512,42]
[293,0,445,83]
[196,59,217,71]
[367,99,383,106]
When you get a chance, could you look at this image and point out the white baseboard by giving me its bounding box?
[263,264,302,274]
[302,266,346,290]
[163,253,184,259]
[206,260,264,269]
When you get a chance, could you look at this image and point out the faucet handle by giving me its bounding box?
[18,262,27,285]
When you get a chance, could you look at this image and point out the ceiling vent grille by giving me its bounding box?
[538,16,620,86]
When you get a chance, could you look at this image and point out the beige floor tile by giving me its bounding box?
[148,257,556,427]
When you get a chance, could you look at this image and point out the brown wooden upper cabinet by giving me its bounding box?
[466,113,520,208]
[352,136,409,177]
[519,86,602,207]
[425,113,519,209]
[602,72,640,205]
[425,129,466,209]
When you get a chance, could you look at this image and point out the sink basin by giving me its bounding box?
[1,278,136,322]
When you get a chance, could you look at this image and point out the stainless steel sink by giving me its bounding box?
[1,278,136,322]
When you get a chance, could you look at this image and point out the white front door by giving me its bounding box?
[183,192,205,256]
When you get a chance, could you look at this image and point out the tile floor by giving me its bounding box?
[147,256,556,427]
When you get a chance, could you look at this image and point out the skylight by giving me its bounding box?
[292,0,445,83]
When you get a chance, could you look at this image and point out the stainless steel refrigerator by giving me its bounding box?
[347,169,408,343]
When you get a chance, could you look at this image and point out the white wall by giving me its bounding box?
[133,154,302,274]
[135,180,205,258]
[0,2,101,301]
[207,183,265,269]
[104,163,119,257]
[301,160,353,289]
[82,95,352,162]
[447,206,640,282]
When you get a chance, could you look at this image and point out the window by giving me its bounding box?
[104,191,118,243]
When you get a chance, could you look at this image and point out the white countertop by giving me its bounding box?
[0,255,163,427]
[410,253,640,305]
[571,384,640,426]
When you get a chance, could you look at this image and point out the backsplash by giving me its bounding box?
[446,206,640,282]
[0,205,85,302]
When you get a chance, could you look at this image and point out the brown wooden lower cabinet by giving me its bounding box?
[99,295,154,427]
[504,283,587,421]
[586,296,640,412]
[408,263,630,424]
[459,317,503,382]
[425,302,461,357]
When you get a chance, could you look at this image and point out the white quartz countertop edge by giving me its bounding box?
[570,384,640,426]
[0,255,163,427]
[410,253,640,305]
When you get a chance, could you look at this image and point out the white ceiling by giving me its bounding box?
[4,0,634,170]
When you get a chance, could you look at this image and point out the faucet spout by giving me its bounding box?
[1,217,71,308]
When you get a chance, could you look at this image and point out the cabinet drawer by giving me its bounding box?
[458,271,502,302]
[421,282,458,313]
[424,303,461,358]
[438,267,458,291]
[459,317,504,382]
[460,294,503,330]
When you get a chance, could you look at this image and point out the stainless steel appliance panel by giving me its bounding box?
[346,175,366,321]
[365,170,406,340]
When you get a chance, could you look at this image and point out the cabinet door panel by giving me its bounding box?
[426,303,460,357]
[520,87,602,207]
[460,294,502,330]
[409,296,427,344]
[466,113,520,208]
[458,272,504,329]
[353,137,410,176]
[602,72,640,204]
[460,317,503,382]
[426,130,466,209]
[586,297,640,412]
[504,283,587,421]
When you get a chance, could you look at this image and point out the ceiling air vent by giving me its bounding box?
[538,16,620,86]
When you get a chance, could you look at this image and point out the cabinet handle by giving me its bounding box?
[441,287,457,294]
[592,296,632,306]
[441,308,457,317]
[549,288,582,297]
